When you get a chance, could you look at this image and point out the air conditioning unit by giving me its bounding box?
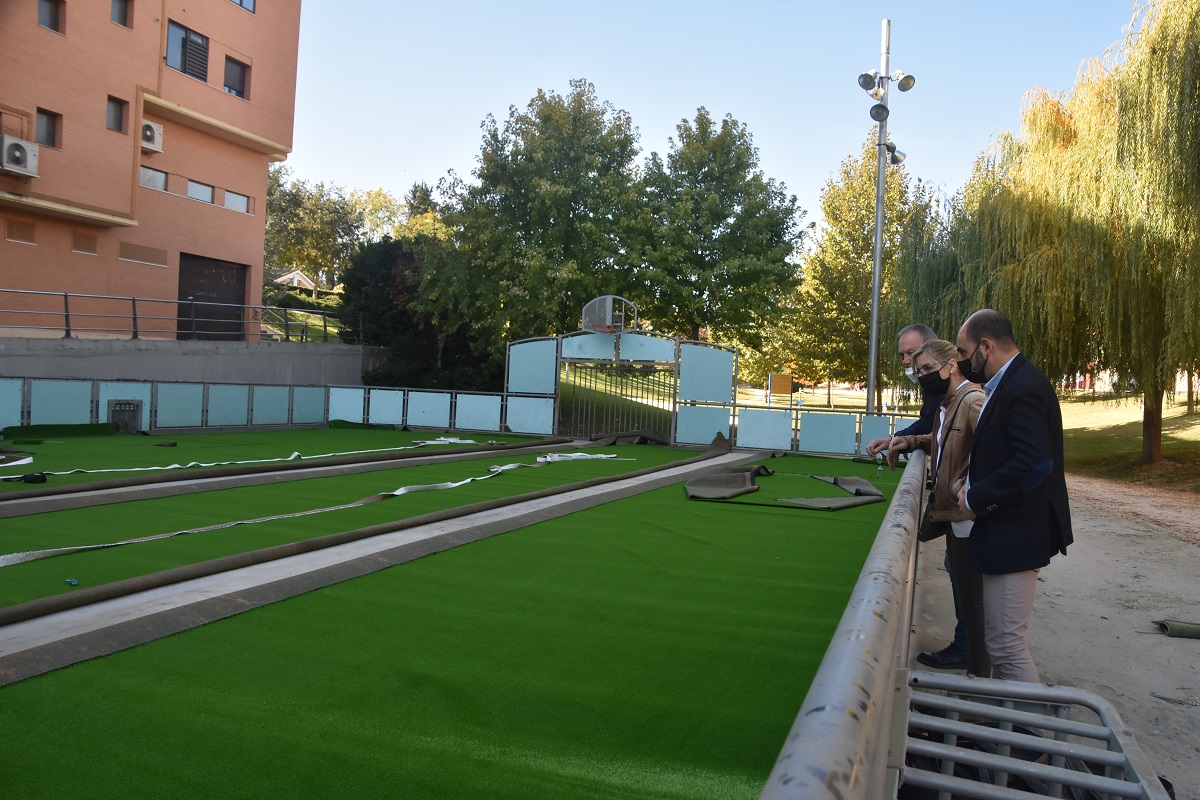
[140,121,163,153]
[0,135,39,178]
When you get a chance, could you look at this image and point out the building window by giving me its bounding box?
[229,0,256,12]
[111,0,131,28]
[38,0,64,33]
[72,232,99,255]
[187,180,214,203]
[6,220,36,244]
[223,57,250,99]
[36,109,61,148]
[106,97,128,133]
[224,191,250,213]
[166,21,209,82]
[139,166,167,191]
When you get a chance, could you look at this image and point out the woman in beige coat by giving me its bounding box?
[888,340,989,677]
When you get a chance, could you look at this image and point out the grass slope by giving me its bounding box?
[1061,395,1200,492]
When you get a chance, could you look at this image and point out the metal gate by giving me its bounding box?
[556,360,676,440]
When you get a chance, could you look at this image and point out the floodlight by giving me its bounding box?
[893,71,916,92]
[889,147,906,165]
[858,70,879,92]
[869,103,889,122]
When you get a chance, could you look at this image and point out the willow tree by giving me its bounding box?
[925,0,1199,464]
[1113,0,1200,458]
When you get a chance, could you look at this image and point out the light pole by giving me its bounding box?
[858,19,914,414]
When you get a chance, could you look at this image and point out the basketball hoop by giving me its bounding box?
[580,295,637,334]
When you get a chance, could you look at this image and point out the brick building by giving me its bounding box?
[0,0,301,339]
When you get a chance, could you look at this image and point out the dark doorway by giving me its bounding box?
[177,254,247,340]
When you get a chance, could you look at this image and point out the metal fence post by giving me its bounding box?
[131,297,140,339]
[62,292,72,338]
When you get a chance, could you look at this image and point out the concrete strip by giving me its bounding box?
[0,449,765,677]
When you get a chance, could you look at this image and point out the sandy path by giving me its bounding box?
[911,474,1200,798]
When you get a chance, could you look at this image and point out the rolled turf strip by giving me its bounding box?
[0,435,736,628]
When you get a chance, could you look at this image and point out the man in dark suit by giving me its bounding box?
[955,309,1072,682]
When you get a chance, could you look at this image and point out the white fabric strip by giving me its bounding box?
[0,454,631,568]
[0,437,489,481]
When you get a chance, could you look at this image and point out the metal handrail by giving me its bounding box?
[0,287,347,343]
[760,450,926,800]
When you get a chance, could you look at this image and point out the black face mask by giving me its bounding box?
[957,344,988,384]
[917,369,950,396]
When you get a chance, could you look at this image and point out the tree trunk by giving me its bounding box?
[1188,371,1195,415]
[1141,388,1164,465]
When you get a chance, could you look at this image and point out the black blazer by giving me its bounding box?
[966,353,1072,574]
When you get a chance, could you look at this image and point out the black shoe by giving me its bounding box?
[916,645,967,670]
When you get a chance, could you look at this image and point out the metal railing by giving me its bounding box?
[760,450,925,799]
[0,288,345,343]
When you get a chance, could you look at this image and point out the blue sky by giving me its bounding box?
[286,1,1137,227]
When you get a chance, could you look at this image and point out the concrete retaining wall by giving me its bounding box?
[0,338,387,387]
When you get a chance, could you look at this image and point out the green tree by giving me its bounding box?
[793,132,912,408]
[265,164,364,295]
[264,164,300,287]
[633,108,806,344]
[446,79,641,345]
[338,182,502,389]
[349,187,406,243]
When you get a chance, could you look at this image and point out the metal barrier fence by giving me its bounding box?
[0,287,342,343]
[0,378,553,436]
[761,450,925,799]
[759,451,1171,800]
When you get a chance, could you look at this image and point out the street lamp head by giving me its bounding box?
[893,71,916,92]
[858,70,880,92]
[869,103,889,122]
[889,148,906,165]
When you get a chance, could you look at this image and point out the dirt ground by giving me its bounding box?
[910,475,1200,799]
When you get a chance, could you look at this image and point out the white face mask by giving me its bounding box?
[905,367,919,384]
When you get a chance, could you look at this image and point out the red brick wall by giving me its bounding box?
[0,0,301,335]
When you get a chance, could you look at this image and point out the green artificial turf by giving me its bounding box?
[0,455,883,799]
[2,422,116,440]
[0,427,541,493]
[0,444,699,608]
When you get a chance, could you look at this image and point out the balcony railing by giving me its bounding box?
[0,288,349,343]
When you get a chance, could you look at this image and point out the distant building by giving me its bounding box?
[274,268,315,291]
[0,1,302,340]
